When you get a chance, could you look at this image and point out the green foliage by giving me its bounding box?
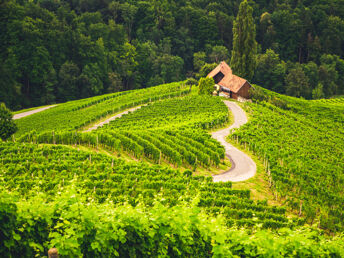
[17,95,228,168]
[0,103,17,141]
[285,65,311,98]
[249,87,269,102]
[312,83,325,99]
[209,45,229,63]
[0,142,290,231]
[0,197,18,256]
[197,63,218,79]
[2,0,344,109]
[232,90,344,231]
[102,95,227,130]
[0,189,343,257]
[15,82,189,136]
[185,77,198,86]
[198,77,215,95]
[193,52,206,72]
[254,49,286,93]
[230,0,257,80]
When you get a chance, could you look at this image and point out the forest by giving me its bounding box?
[1,0,344,110]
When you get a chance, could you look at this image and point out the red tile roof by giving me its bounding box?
[207,61,250,93]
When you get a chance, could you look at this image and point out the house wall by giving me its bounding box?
[230,92,238,99]
[237,82,251,99]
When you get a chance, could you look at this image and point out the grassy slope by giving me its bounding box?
[3,85,344,255]
[231,87,344,231]
[14,82,188,136]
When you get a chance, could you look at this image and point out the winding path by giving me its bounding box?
[212,101,256,182]
[13,105,57,120]
[84,106,143,132]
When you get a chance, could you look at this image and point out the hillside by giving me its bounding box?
[232,88,344,231]
[1,83,344,256]
[2,0,344,110]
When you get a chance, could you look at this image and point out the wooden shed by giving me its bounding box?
[207,61,252,99]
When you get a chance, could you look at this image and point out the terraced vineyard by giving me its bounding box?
[0,142,296,228]
[101,95,229,130]
[2,83,344,256]
[2,142,343,256]
[17,95,229,170]
[232,88,344,231]
[14,82,189,137]
[311,97,344,106]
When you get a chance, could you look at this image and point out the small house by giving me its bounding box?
[207,61,252,99]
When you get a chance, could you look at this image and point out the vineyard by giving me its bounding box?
[311,97,344,106]
[14,82,190,137]
[16,95,230,171]
[2,82,344,256]
[1,141,324,256]
[231,88,344,231]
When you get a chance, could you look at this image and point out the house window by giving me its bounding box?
[213,72,224,84]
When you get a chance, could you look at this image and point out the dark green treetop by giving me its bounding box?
[230,0,257,81]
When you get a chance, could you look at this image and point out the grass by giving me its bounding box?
[227,137,279,205]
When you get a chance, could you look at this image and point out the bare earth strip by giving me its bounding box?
[13,105,58,120]
[212,101,256,182]
[84,106,143,132]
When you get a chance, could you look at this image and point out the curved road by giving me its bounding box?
[212,101,256,182]
[84,106,143,132]
[13,105,57,120]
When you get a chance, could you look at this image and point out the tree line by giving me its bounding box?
[1,0,344,110]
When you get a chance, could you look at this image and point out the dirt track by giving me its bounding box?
[84,106,143,132]
[13,105,57,120]
[212,101,256,182]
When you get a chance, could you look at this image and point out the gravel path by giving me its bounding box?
[84,106,143,132]
[13,105,57,120]
[212,101,256,182]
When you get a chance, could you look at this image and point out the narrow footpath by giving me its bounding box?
[212,101,256,182]
[13,105,57,120]
[84,106,142,132]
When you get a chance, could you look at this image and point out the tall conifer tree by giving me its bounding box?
[230,0,257,80]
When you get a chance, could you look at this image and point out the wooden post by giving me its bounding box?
[48,248,58,258]
[299,200,303,217]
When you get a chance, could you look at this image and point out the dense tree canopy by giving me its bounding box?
[1,0,344,110]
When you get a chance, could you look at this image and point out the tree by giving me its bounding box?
[209,45,229,63]
[254,49,286,93]
[0,103,17,141]
[107,72,123,93]
[285,66,310,98]
[198,77,215,95]
[230,0,257,81]
[197,63,218,79]
[119,43,138,90]
[193,52,206,72]
[58,61,80,101]
[80,63,104,97]
[120,3,138,41]
[312,83,325,99]
[41,67,57,104]
[302,62,319,90]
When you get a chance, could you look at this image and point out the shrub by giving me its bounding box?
[0,103,17,141]
[198,77,215,95]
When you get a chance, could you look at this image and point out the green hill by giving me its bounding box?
[232,87,344,231]
[1,83,344,256]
